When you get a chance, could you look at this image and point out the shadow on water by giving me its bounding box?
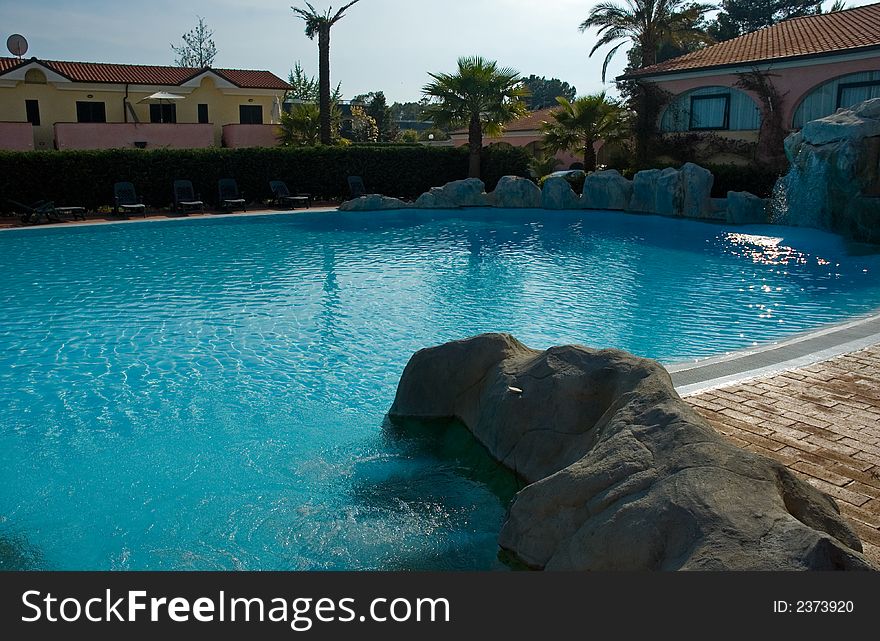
[378,416,525,505]
[0,533,45,571]
[348,416,526,571]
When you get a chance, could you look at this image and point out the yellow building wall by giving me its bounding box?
[0,74,279,149]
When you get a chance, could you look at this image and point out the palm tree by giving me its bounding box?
[280,102,322,146]
[292,1,360,144]
[422,56,529,178]
[580,0,712,82]
[541,94,628,171]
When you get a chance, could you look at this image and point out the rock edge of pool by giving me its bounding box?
[389,332,876,571]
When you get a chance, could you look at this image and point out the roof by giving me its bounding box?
[622,3,880,79]
[0,57,291,90]
[451,107,556,135]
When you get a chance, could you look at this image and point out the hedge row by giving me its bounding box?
[0,145,531,212]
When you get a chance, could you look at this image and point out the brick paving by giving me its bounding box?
[686,344,880,566]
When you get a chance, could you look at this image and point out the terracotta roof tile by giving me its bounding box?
[0,57,290,90]
[623,3,880,78]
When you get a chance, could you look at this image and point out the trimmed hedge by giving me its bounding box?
[0,145,530,212]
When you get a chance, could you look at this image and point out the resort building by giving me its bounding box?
[442,108,589,169]
[0,57,291,151]
[620,3,880,159]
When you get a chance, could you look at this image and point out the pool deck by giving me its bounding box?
[679,336,880,566]
[5,205,880,566]
[0,206,339,230]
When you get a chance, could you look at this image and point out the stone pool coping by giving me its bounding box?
[685,344,880,567]
[669,311,880,396]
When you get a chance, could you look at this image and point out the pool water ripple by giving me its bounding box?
[1,208,879,569]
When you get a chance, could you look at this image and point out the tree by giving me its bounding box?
[527,152,563,179]
[521,75,577,110]
[352,91,397,141]
[287,61,319,103]
[541,93,629,171]
[710,1,823,42]
[280,102,322,145]
[366,92,396,141]
[580,1,713,81]
[348,105,379,142]
[735,69,787,168]
[292,1,361,145]
[390,100,428,122]
[422,56,529,178]
[171,16,217,67]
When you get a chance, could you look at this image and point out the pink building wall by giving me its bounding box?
[651,56,880,130]
[0,122,34,151]
[450,133,600,169]
[54,123,214,150]
[221,124,281,148]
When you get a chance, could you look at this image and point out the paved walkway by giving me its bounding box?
[685,344,880,566]
[0,205,339,230]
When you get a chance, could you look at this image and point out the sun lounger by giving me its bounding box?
[173,180,204,214]
[269,180,311,209]
[113,182,147,217]
[218,178,247,212]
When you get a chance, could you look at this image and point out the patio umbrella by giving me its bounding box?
[138,91,186,123]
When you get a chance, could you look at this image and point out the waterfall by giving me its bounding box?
[766,98,880,242]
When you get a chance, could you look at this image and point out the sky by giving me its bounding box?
[1,0,874,104]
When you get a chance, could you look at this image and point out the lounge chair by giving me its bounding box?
[113,182,146,217]
[54,205,87,221]
[269,180,311,209]
[218,178,247,212]
[347,175,366,198]
[6,199,60,224]
[173,180,204,214]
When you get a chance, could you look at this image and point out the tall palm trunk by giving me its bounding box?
[468,113,482,178]
[583,138,597,172]
[318,26,331,145]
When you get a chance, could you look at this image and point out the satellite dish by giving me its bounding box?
[7,34,28,58]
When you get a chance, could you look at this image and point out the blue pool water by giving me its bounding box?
[1,208,879,570]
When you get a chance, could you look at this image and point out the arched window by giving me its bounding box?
[24,69,47,84]
[792,71,880,128]
[660,86,761,132]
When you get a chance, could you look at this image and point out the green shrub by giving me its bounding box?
[0,145,529,212]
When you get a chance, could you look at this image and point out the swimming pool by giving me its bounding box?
[1,208,879,570]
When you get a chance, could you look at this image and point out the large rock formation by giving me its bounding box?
[727,190,768,225]
[338,194,407,211]
[491,176,542,208]
[414,178,490,208]
[388,334,873,571]
[775,98,880,242]
[680,162,715,219]
[581,169,633,210]
[541,176,582,210]
[628,164,718,219]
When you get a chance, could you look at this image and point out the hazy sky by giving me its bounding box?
[1,0,871,103]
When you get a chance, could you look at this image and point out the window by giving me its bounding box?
[198,103,209,124]
[25,100,40,126]
[76,101,106,123]
[837,80,880,110]
[149,103,177,123]
[689,94,730,130]
[239,105,263,124]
